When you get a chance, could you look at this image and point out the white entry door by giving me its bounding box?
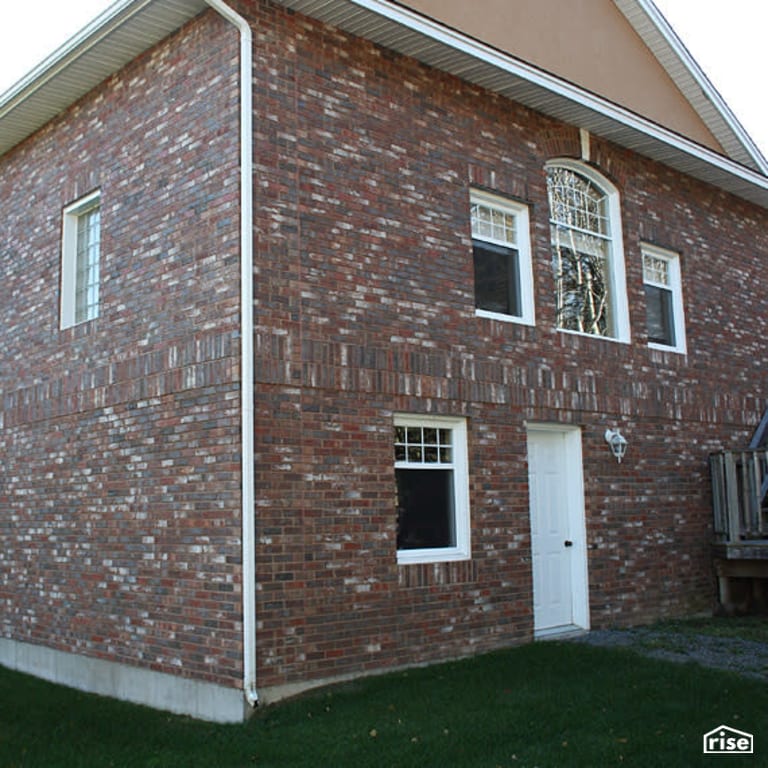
[526,425,589,636]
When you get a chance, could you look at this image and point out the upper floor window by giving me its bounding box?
[470,189,534,326]
[61,190,101,329]
[395,414,471,565]
[546,161,629,342]
[642,243,686,354]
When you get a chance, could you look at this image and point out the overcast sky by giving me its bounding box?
[0,0,766,159]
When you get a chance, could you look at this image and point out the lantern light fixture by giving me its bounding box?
[604,428,628,463]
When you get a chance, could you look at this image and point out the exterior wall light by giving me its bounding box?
[604,428,628,463]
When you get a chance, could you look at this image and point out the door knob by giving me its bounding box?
[564,540,573,547]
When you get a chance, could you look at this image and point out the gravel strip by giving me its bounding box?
[571,628,768,682]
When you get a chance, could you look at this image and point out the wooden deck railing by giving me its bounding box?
[710,450,768,543]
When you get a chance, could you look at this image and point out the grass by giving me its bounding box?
[2,639,768,767]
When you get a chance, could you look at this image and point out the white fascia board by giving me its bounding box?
[614,0,768,175]
[350,0,768,194]
[1,0,155,106]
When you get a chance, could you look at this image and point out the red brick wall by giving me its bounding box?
[0,12,244,687]
[247,0,768,688]
[3,0,768,699]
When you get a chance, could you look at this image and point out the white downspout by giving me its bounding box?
[203,0,257,708]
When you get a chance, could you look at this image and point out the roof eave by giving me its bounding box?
[271,0,768,208]
[0,0,208,157]
[614,0,768,176]
[1,0,767,210]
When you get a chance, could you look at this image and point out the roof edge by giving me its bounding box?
[615,0,768,175]
[277,0,768,195]
[1,0,767,210]
[0,0,207,156]
[0,0,153,109]
[300,0,768,205]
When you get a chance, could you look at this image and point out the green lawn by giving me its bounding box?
[1,639,766,767]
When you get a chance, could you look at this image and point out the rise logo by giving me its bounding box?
[703,725,754,755]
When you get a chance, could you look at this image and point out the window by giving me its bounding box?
[470,189,534,325]
[394,415,470,564]
[642,244,686,353]
[61,190,101,329]
[546,161,629,342]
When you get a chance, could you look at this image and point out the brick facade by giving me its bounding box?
[1,12,244,688]
[2,0,768,706]
[247,0,768,689]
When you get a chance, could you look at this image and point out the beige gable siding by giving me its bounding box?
[401,0,724,154]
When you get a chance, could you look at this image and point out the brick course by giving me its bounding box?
[2,0,768,701]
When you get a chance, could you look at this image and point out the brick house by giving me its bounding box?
[1,0,767,722]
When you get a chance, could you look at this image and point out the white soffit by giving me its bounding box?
[273,0,768,208]
[0,0,208,157]
[614,0,768,175]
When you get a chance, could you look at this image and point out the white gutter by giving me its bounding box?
[203,0,258,709]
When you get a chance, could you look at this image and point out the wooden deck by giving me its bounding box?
[710,450,768,549]
[709,450,768,612]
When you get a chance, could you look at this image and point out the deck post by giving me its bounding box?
[724,452,740,543]
[761,450,768,537]
[710,453,726,538]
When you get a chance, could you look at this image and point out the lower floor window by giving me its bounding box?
[396,468,455,549]
[394,415,470,564]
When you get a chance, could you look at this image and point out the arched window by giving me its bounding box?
[546,161,629,341]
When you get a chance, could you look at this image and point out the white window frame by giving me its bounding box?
[470,189,535,326]
[394,414,471,565]
[545,159,630,343]
[61,190,101,329]
[642,243,687,355]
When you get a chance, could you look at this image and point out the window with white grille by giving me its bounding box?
[642,244,686,353]
[470,189,534,325]
[394,415,470,564]
[546,161,629,342]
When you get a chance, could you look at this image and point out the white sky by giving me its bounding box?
[0,0,766,159]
